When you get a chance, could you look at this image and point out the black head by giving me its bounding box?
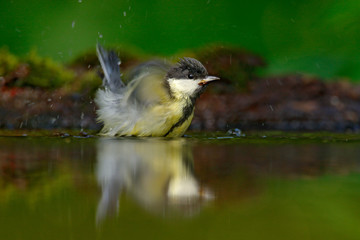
[166,57,208,80]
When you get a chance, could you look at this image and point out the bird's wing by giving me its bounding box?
[96,44,125,93]
[125,60,173,107]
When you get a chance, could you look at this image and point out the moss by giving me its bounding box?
[0,47,19,76]
[1,44,266,92]
[16,49,74,89]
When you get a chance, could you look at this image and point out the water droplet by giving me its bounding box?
[78,0,82,3]
[217,136,233,139]
[123,11,126,16]
[226,128,244,137]
[72,21,75,28]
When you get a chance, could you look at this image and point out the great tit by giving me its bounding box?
[95,44,219,137]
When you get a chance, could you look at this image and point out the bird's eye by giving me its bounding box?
[188,74,194,79]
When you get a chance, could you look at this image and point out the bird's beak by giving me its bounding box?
[198,76,220,86]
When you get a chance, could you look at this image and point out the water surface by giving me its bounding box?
[1,133,360,240]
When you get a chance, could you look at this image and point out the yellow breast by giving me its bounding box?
[129,99,195,137]
[165,110,194,137]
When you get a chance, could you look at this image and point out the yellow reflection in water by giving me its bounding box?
[96,138,213,222]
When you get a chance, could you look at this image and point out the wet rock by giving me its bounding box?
[192,75,360,132]
[1,46,360,132]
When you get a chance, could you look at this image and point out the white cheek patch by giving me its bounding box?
[168,78,201,97]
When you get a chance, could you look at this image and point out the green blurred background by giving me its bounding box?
[1,0,360,80]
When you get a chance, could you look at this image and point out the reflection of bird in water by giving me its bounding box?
[95,138,213,223]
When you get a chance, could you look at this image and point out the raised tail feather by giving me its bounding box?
[96,44,125,93]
